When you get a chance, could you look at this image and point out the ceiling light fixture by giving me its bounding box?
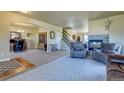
[17,29,25,33]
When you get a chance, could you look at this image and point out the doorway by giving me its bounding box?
[38,32,47,51]
[10,31,27,52]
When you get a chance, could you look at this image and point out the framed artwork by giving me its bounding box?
[77,36,81,42]
[72,34,76,40]
[50,31,55,39]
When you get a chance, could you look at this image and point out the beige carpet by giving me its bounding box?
[10,49,69,66]
[8,56,106,81]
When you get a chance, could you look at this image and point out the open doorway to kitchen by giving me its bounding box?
[10,31,27,52]
[9,22,40,53]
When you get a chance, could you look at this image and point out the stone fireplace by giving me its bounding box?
[88,34,109,50]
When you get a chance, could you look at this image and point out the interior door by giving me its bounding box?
[39,32,47,50]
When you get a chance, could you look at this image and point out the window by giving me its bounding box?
[84,35,88,42]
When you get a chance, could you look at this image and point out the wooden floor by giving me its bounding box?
[0,57,35,80]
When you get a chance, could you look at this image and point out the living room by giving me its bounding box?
[1,0,124,92]
[0,11,124,81]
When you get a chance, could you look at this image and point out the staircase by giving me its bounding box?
[62,28,75,47]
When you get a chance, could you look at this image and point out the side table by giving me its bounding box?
[87,50,95,59]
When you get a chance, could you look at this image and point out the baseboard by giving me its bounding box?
[0,58,10,62]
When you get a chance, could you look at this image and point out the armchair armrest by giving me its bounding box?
[107,50,119,54]
[108,54,124,64]
[108,54,124,59]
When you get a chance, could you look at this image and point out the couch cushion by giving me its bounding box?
[102,43,118,53]
[102,43,116,49]
[103,49,116,54]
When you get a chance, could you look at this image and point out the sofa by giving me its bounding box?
[107,54,124,81]
[70,42,87,58]
[93,43,121,63]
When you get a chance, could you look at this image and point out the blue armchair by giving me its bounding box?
[70,42,87,58]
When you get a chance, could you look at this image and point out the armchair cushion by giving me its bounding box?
[73,50,87,58]
[70,42,87,58]
[72,42,84,51]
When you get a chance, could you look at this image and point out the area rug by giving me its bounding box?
[0,57,35,80]
[8,56,106,81]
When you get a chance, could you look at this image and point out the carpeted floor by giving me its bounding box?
[10,49,69,66]
[8,56,106,81]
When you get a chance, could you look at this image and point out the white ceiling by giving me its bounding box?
[14,11,124,29]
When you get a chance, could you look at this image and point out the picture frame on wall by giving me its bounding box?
[50,31,55,39]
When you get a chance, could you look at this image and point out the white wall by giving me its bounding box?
[0,13,10,60]
[55,31,62,49]
[47,28,62,52]
[89,14,124,53]
[109,15,124,53]
[61,40,70,51]
[88,18,109,35]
